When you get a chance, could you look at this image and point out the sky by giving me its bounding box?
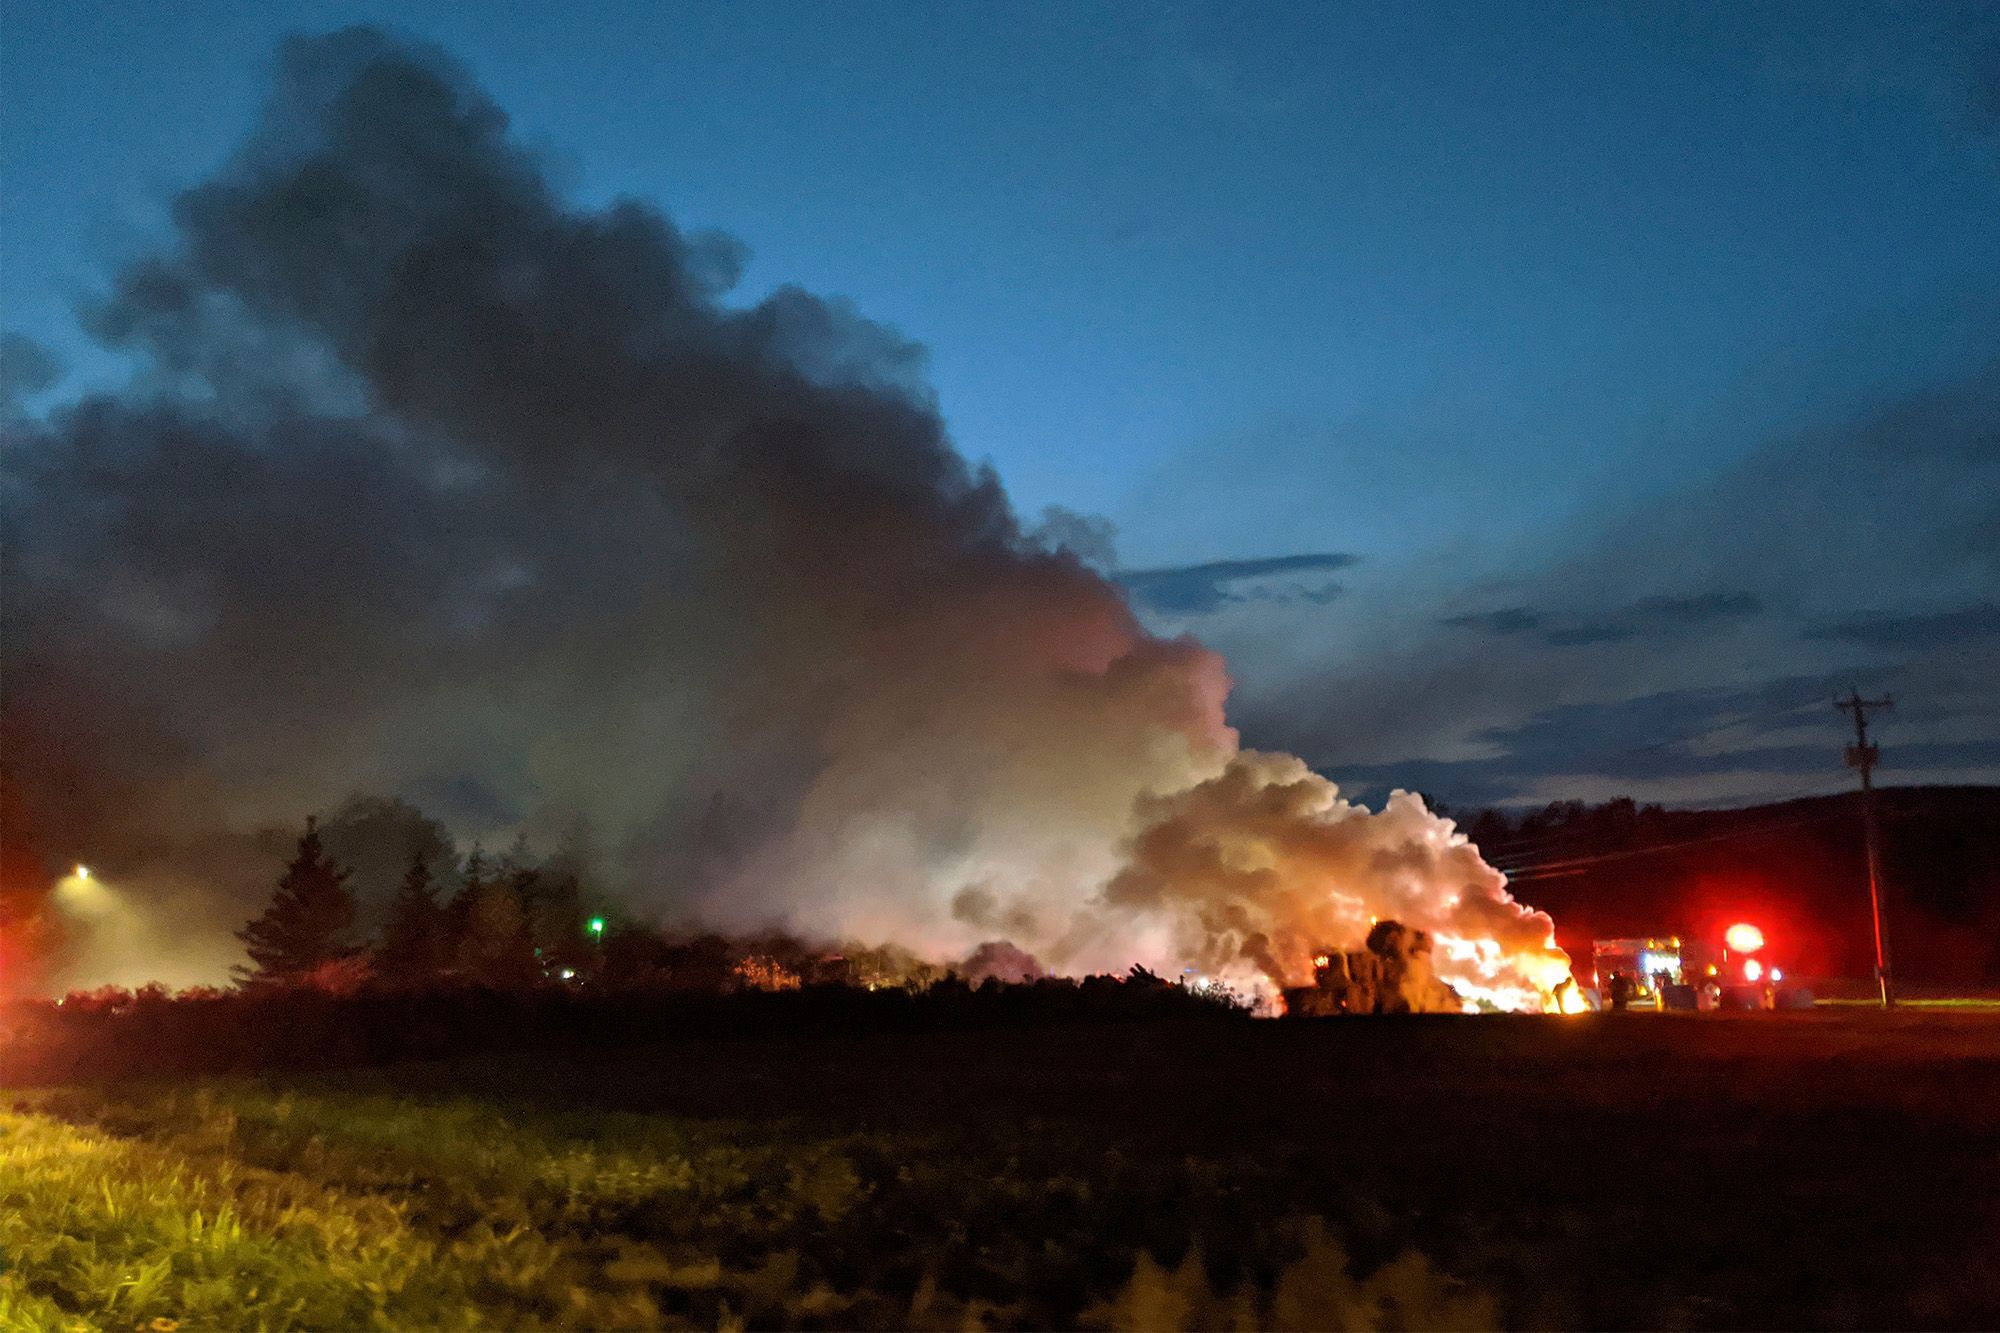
[5,0,1999,818]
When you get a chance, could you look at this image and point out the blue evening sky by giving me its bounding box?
[7,0,1998,804]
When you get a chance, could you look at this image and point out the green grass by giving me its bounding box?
[2,1079,1486,1331]
[1817,996,2000,1010]
[7,1010,2000,1329]
[0,1102,478,1332]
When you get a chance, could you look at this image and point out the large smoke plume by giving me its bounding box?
[2,28,1568,1006]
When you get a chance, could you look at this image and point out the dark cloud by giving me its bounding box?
[1468,678,1831,772]
[1230,357,2000,807]
[1632,591,1764,624]
[1116,552,1356,615]
[1441,591,1762,648]
[1807,603,2000,648]
[1440,606,1544,637]
[1331,673,2000,809]
[0,333,61,410]
[1540,622,1640,647]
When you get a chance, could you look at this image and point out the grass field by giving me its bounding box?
[6,1009,1999,1330]
[1816,996,2000,1010]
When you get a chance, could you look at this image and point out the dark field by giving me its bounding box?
[8,1010,2000,1330]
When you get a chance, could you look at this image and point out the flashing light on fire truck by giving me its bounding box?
[1724,921,1765,954]
[1592,919,1796,1012]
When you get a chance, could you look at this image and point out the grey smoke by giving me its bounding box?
[1,27,1235,984]
[3,28,1573,1008]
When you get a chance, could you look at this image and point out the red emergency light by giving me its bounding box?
[1724,922,1765,954]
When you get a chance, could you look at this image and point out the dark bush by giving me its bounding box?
[0,970,1244,1085]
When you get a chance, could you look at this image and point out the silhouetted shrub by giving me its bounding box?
[0,971,1244,1085]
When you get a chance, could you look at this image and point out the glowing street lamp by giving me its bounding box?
[55,864,118,919]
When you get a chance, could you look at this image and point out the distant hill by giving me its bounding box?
[1460,787,2000,986]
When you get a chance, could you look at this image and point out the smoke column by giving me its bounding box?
[0,29,1570,1006]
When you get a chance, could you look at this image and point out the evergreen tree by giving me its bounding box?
[236,816,357,985]
[450,843,536,987]
[496,831,533,879]
[458,878,536,986]
[542,814,597,886]
[535,816,597,974]
[441,843,488,970]
[374,847,447,985]
[527,871,589,972]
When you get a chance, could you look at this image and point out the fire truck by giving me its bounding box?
[1590,922,1804,1011]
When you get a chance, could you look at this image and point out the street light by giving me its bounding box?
[55,865,117,919]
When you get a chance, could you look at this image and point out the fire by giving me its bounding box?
[1105,752,1577,1015]
[732,956,802,991]
[1432,931,1578,1014]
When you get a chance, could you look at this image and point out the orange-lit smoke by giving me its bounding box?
[1102,751,1573,1011]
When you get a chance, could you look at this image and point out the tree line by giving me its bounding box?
[237,816,599,991]
[234,816,1041,995]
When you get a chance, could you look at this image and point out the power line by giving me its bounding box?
[1479,822,1632,862]
[1497,810,1849,881]
[1472,693,1838,864]
[1601,694,1829,763]
[1493,807,1847,872]
[1485,808,1791,871]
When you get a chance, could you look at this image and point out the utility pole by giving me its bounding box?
[1835,690,1894,1009]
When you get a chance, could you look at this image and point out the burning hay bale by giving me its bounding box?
[1282,920,1462,1016]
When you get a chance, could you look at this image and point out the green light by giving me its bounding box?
[587,916,606,936]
